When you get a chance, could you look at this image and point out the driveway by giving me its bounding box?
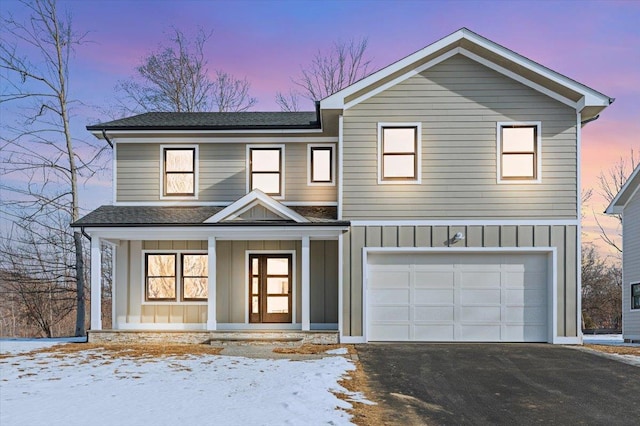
[356,344,640,425]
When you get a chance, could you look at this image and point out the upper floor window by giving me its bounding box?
[308,144,335,186]
[497,123,541,183]
[162,146,197,197]
[378,123,421,184]
[632,283,640,310]
[248,146,283,197]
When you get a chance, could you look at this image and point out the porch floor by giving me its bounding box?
[87,330,339,345]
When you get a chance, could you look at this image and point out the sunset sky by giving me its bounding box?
[1,0,638,258]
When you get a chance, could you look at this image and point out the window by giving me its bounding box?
[632,283,640,310]
[498,123,541,182]
[162,146,197,197]
[182,254,208,301]
[249,146,283,196]
[145,252,208,302]
[308,144,335,186]
[378,123,421,183]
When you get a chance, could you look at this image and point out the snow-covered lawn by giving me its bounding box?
[0,339,368,426]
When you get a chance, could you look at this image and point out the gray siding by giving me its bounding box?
[116,143,337,203]
[115,239,337,326]
[342,54,577,220]
[623,194,640,338]
[342,225,578,338]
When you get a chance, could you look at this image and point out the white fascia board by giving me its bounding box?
[205,189,309,223]
[605,164,640,214]
[112,201,337,207]
[83,226,348,241]
[321,29,466,109]
[349,219,579,226]
[91,129,324,139]
[102,136,338,144]
[322,28,610,111]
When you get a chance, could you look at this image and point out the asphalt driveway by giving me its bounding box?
[356,344,640,425]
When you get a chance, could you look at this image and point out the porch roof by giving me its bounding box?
[71,205,348,227]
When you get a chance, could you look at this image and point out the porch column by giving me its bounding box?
[207,237,217,330]
[90,236,102,331]
[302,236,310,331]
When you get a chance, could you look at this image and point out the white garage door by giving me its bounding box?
[366,252,549,342]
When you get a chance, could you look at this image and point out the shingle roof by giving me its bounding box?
[86,111,320,131]
[72,205,345,227]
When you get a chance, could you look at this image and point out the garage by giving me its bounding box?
[366,251,551,342]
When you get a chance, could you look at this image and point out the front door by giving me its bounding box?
[249,254,292,323]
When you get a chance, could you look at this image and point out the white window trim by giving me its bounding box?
[244,250,297,325]
[631,282,640,311]
[307,143,336,186]
[159,145,199,200]
[496,122,542,184]
[377,122,422,185]
[141,250,208,305]
[246,144,285,200]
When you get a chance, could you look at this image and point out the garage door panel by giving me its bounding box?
[414,289,454,304]
[414,271,455,287]
[367,252,548,342]
[461,324,501,341]
[369,271,411,288]
[369,289,410,304]
[414,306,454,322]
[414,324,455,341]
[369,323,410,341]
[369,306,410,321]
[461,306,502,322]
[460,289,501,305]
[505,306,547,323]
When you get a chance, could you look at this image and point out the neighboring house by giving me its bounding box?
[606,165,640,343]
[74,28,612,344]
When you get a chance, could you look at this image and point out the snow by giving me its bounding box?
[0,336,86,355]
[0,340,367,426]
[325,347,349,355]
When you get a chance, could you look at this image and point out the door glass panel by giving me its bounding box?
[267,296,289,314]
[252,296,259,313]
[267,258,289,275]
[252,277,259,295]
[252,258,259,274]
[267,277,288,294]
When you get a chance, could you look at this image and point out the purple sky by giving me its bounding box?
[1,0,639,255]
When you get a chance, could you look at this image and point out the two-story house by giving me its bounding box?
[74,28,611,344]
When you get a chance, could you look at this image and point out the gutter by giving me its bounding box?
[580,115,600,126]
[101,130,113,148]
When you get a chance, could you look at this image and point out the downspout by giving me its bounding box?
[80,226,91,242]
[101,129,113,148]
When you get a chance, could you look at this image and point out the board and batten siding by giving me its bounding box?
[114,240,338,327]
[342,225,578,339]
[623,194,640,339]
[342,54,578,220]
[116,143,337,203]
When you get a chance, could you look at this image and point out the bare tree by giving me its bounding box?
[581,244,622,330]
[0,0,105,336]
[116,28,256,114]
[594,149,639,253]
[276,37,372,111]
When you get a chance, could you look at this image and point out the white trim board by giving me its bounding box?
[350,219,579,226]
[360,247,560,344]
[103,136,338,144]
[112,201,338,207]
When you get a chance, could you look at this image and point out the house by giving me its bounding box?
[74,28,612,344]
[606,165,640,343]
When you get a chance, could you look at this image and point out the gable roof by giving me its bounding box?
[322,28,612,121]
[87,111,320,131]
[205,190,309,223]
[605,164,640,214]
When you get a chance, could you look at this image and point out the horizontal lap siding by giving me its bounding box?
[117,143,336,203]
[623,195,640,337]
[342,54,577,220]
[342,225,578,338]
